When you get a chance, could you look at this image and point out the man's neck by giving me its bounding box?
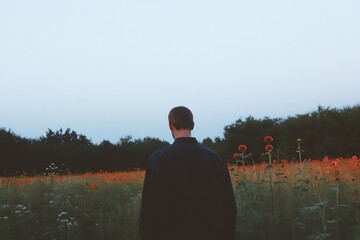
[172,129,192,139]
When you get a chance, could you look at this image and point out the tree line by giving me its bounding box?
[203,105,360,163]
[0,128,168,176]
[1,105,359,176]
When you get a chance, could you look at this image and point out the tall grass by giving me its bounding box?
[0,172,143,240]
[0,158,359,240]
[231,158,360,240]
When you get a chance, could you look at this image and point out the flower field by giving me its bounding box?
[231,157,360,240]
[0,171,144,240]
[1,158,360,240]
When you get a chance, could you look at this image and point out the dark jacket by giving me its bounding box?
[140,137,236,240]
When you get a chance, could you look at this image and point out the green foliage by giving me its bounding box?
[1,104,360,175]
[0,177,142,240]
[0,128,168,176]
[40,128,92,146]
[217,105,360,163]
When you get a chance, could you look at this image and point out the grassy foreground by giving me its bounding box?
[1,158,359,240]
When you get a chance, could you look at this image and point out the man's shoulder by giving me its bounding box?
[198,143,219,155]
[148,144,174,162]
[198,143,224,161]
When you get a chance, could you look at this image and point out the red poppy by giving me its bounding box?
[233,153,239,158]
[352,156,358,160]
[238,144,247,152]
[91,182,97,190]
[265,144,273,151]
[323,156,329,162]
[264,136,274,143]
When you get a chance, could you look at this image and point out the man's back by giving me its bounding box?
[140,137,236,240]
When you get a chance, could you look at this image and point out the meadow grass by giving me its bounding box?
[0,172,143,240]
[1,158,359,240]
[232,158,360,240]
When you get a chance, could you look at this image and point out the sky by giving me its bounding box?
[1,0,359,144]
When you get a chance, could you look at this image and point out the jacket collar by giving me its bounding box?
[173,137,197,144]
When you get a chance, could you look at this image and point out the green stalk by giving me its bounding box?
[269,165,274,238]
[297,140,302,164]
[268,151,272,165]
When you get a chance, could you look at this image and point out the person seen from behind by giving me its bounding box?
[140,106,236,240]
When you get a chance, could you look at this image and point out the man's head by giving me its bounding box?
[168,106,194,138]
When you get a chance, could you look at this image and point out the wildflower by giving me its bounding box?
[238,144,247,152]
[91,182,97,190]
[265,144,273,151]
[352,156,358,160]
[233,153,238,158]
[58,212,67,217]
[264,136,274,143]
[323,156,329,162]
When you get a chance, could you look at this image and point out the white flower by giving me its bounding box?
[58,212,67,217]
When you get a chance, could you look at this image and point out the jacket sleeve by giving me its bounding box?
[139,154,164,240]
[220,157,237,240]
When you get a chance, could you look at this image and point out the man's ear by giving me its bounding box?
[169,122,174,131]
[190,122,194,130]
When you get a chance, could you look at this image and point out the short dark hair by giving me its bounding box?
[168,106,194,130]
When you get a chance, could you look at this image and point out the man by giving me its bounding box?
[140,106,236,240]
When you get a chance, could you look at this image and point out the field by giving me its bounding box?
[1,158,360,240]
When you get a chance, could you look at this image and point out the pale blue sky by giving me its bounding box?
[1,0,359,143]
